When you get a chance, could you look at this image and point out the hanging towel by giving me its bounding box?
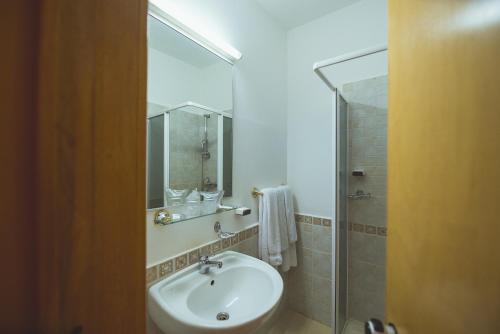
[280,242,297,272]
[258,186,298,272]
[259,188,284,266]
[279,185,298,243]
[276,188,291,253]
[278,185,297,272]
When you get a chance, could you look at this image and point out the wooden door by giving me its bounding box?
[0,2,39,333]
[387,1,500,333]
[1,1,147,333]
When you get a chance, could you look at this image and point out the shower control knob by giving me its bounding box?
[365,319,398,334]
[365,319,384,334]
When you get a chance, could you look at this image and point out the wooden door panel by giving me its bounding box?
[387,1,500,333]
[0,2,39,333]
[36,0,147,332]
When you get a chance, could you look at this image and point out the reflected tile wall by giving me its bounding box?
[169,111,202,190]
[203,115,218,190]
[169,111,218,191]
[343,75,387,322]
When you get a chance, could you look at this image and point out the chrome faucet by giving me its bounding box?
[198,255,223,274]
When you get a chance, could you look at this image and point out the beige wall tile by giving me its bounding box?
[211,240,222,253]
[365,224,377,234]
[230,234,239,246]
[312,226,332,254]
[158,259,174,278]
[245,228,253,239]
[174,253,188,271]
[146,266,158,285]
[348,261,385,321]
[311,299,332,327]
[295,214,304,223]
[349,232,386,266]
[312,276,332,307]
[312,251,332,279]
[200,244,212,256]
[377,226,387,236]
[298,223,312,249]
[312,217,322,225]
[221,238,231,249]
[188,249,200,265]
[296,247,313,273]
[322,218,332,227]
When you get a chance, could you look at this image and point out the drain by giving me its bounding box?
[216,312,230,321]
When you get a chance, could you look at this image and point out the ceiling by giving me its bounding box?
[255,0,362,29]
[148,15,221,68]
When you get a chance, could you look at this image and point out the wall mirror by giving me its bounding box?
[146,7,235,223]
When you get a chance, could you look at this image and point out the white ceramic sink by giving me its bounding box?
[148,251,283,334]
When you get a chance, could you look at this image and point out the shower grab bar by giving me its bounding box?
[348,190,371,200]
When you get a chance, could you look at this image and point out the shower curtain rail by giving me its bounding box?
[313,44,387,92]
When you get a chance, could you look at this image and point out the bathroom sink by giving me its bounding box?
[148,251,283,334]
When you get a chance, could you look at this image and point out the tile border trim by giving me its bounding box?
[294,213,332,227]
[349,222,387,237]
[146,223,259,285]
[295,213,386,236]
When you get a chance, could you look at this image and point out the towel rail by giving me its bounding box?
[252,184,287,198]
[251,187,263,198]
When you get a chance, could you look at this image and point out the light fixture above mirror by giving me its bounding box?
[148,2,242,64]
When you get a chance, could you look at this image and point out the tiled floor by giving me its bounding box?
[268,309,331,334]
[342,319,364,334]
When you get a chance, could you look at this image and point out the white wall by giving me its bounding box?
[147,48,233,114]
[198,62,233,112]
[287,0,387,218]
[147,48,201,109]
[147,0,287,265]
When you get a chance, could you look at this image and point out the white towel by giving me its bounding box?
[259,188,283,266]
[278,186,297,272]
[258,186,298,272]
[279,185,298,243]
[276,188,291,253]
[280,242,297,272]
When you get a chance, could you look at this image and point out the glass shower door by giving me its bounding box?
[335,92,349,334]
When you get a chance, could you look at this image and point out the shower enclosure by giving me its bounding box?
[314,46,388,334]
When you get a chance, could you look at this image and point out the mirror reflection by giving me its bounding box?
[146,14,234,221]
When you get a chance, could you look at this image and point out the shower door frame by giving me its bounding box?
[333,91,349,334]
[314,45,388,334]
